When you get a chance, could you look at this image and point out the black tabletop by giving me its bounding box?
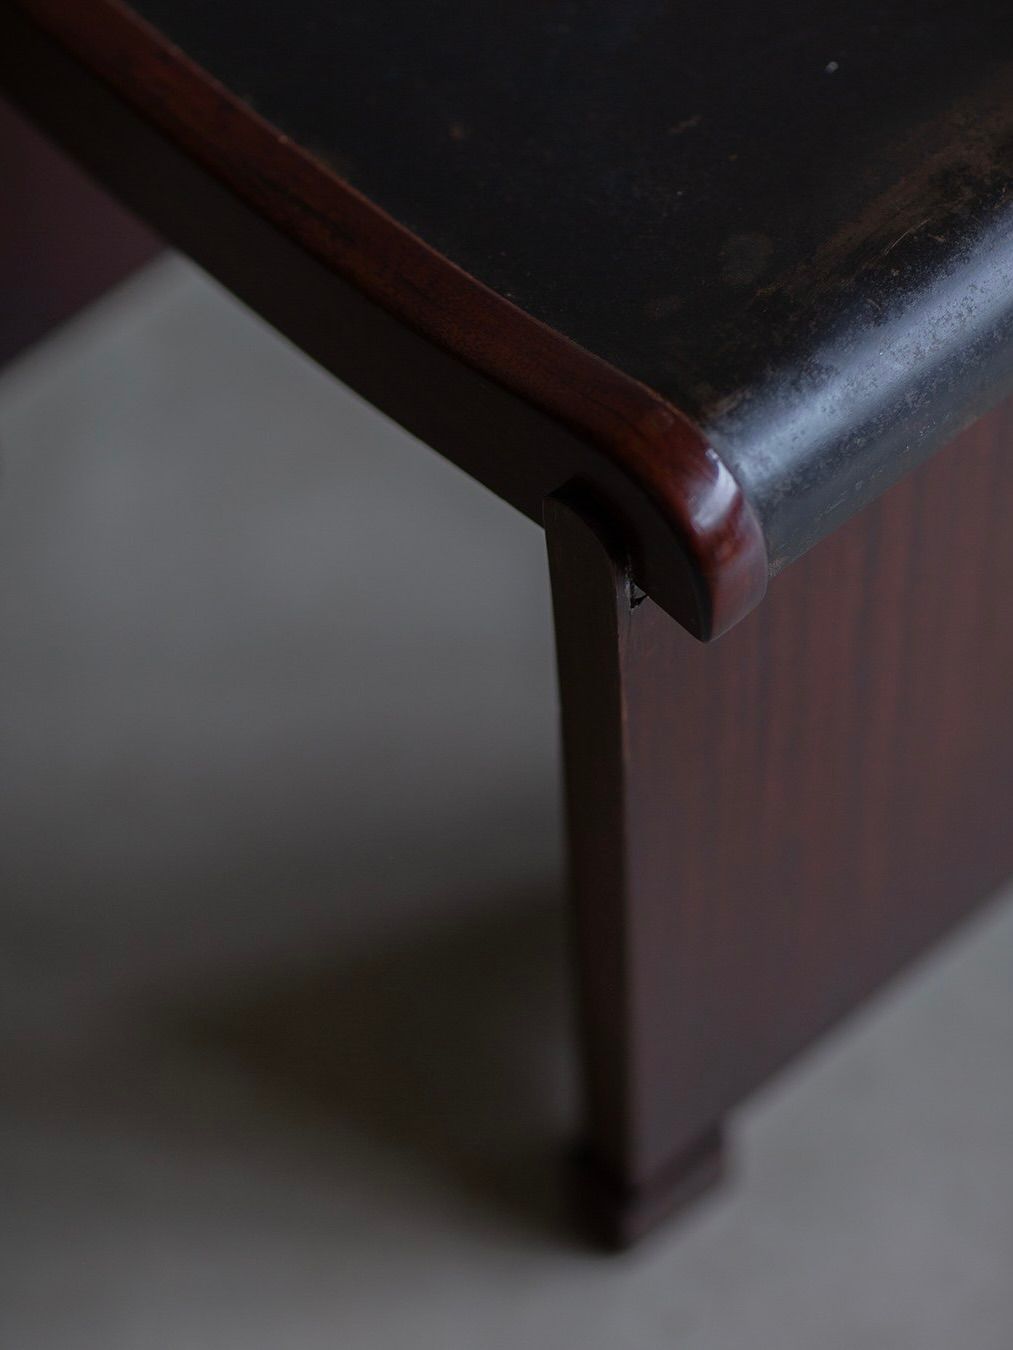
[132,0,1013,568]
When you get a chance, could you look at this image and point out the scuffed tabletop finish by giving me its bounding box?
[122,1,1013,565]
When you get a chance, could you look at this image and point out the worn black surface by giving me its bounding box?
[133,0,1013,568]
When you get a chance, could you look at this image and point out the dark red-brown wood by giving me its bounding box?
[547,396,1013,1244]
[0,95,158,364]
[0,0,767,640]
[22,0,1013,577]
[6,0,1013,1252]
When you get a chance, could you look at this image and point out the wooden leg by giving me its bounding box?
[546,490,730,1246]
[545,398,1013,1246]
[0,96,159,365]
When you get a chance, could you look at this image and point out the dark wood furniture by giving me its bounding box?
[3,0,1013,1245]
[0,96,157,364]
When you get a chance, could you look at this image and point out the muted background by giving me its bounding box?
[1,257,1012,1348]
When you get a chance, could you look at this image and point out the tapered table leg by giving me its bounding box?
[545,490,729,1245]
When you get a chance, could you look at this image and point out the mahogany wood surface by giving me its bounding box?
[0,0,767,640]
[40,0,1013,574]
[4,0,1013,1250]
[548,396,1013,1243]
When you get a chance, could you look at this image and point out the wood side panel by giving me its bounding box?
[548,398,1013,1241]
[0,95,158,364]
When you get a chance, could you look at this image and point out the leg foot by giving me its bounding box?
[575,1127,727,1249]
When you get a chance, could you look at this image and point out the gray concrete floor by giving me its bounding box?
[1,257,1012,1349]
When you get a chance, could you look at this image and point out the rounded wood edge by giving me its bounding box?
[614,409,768,638]
[10,0,769,640]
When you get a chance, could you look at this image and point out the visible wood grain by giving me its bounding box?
[6,0,1013,1251]
[547,396,1013,1243]
[0,95,158,364]
[0,0,767,639]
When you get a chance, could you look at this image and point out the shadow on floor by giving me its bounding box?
[150,884,578,1241]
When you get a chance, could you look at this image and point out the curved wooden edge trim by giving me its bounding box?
[9,0,768,639]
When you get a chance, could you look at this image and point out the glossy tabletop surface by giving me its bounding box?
[105,2,1013,564]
